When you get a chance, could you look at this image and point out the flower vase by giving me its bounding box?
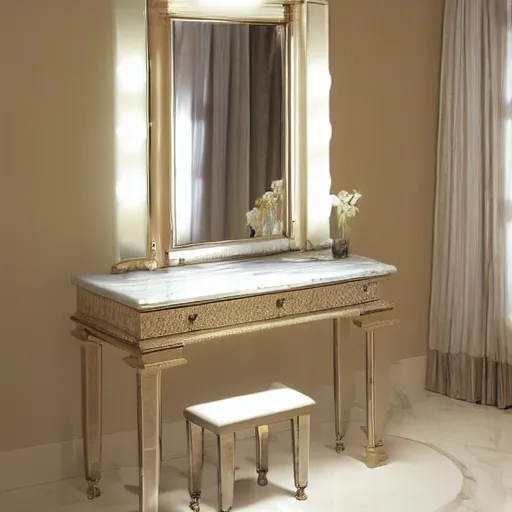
[331,238,349,259]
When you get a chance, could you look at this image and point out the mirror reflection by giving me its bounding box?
[172,20,284,246]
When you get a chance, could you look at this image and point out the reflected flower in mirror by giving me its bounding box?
[246,180,283,238]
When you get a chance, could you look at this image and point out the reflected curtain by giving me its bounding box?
[427,0,512,408]
[173,22,281,245]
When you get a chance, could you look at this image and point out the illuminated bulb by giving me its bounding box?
[308,121,332,150]
[116,174,147,206]
[117,56,146,93]
[308,65,331,100]
[116,116,147,153]
[198,0,264,13]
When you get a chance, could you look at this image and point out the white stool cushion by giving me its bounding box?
[184,383,316,434]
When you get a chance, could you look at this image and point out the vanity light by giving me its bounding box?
[114,0,149,260]
[198,0,264,8]
[116,174,148,206]
[170,0,280,20]
[116,115,147,153]
[308,66,331,101]
[117,56,146,93]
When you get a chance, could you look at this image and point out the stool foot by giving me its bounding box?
[295,486,307,501]
[189,493,201,512]
[257,469,268,486]
[86,481,101,500]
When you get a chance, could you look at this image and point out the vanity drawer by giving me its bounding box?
[139,278,381,339]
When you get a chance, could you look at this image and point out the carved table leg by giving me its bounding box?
[81,340,103,499]
[137,368,162,512]
[353,315,398,469]
[333,318,349,453]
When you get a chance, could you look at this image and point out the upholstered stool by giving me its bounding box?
[184,383,316,512]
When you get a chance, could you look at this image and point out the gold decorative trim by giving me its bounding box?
[76,278,383,339]
[111,256,158,274]
[73,277,395,353]
[77,289,140,338]
[138,299,394,352]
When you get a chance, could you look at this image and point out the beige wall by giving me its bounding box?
[0,0,443,452]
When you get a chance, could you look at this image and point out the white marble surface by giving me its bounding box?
[73,251,397,310]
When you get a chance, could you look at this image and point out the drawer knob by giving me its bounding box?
[276,298,286,309]
[363,284,368,292]
[188,314,198,324]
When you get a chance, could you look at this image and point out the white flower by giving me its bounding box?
[271,180,283,193]
[330,194,341,207]
[246,207,259,226]
[349,191,362,206]
[338,191,353,205]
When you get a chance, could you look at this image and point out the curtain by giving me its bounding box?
[427,0,512,408]
[173,22,282,245]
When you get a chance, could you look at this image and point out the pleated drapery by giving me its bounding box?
[427,0,512,408]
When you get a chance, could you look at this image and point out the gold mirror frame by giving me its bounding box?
[112,0,331,273]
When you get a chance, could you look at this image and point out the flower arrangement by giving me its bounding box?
[246,180,283,237]
[330,189,362,239]
[330,190,362,258]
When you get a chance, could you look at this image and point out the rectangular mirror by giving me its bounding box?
[112,0,332,271]
[172,20,287,246]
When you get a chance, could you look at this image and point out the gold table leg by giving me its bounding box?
[333,318,349,453]
[81,340,103,500]
[353,315,398,469]
[137,368,162,512]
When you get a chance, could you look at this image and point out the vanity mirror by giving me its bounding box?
[172,20,285,246]
[113,0,332,271]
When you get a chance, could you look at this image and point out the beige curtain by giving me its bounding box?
[427,0,512,409]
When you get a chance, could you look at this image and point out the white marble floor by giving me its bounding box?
[0,393,509,512]
[386,393,512,512]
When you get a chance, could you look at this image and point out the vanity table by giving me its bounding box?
[73,0,399,510]
[71,251,396,511]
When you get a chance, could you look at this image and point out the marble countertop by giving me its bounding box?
[72,251,397,311]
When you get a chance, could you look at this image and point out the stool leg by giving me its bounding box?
[291,415,310,501]
[218,433,235,512]
[255,425,269,486]
[187,421,204,512]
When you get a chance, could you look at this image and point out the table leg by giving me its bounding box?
[333,318,349,453]
[353,314,398,468]
[81,340,102,500]
[364,329,388,468]
[137,368,162,512]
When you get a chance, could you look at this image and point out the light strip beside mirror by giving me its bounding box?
[114,0,150,261]
[163,0,286,22]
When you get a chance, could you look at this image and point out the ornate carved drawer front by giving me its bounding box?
[139,279,381,339]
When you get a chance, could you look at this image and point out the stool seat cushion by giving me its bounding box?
[184,383,315,434]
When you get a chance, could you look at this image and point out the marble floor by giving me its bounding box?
[0,393,510,512]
